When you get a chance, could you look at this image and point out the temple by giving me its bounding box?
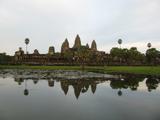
[14,35,107,65]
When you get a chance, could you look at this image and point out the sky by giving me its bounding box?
[0,0,160,55]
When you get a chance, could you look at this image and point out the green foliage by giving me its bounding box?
[110,47,145,65]
[104,66,160,76]
[110,47,122,58]
[128,47,144,64]
[118,39,122,45]
[63,50,73,60]
[25,38,30,45]
[76,46,91,63]
[146,48,160,65]
[0,53,12,64]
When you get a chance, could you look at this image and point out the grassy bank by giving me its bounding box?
[0,65,103,71]
[104,66,160,76]
[0,65,160,76]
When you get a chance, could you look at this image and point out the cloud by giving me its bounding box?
[0,0,160,55]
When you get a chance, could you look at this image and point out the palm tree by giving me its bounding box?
[77,46,90,70]
[118,39,122,49]
[147,43,152,49]
[25,38,30,54]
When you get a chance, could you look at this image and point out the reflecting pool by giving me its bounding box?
[0,70,160,120]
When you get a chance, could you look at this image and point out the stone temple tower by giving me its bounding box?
[61,38,70,53]
[48,46,55,55]
[86,43,89,49]
[73,34,81,48]
[91,40,97,51]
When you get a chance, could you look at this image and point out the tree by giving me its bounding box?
[118,39,122,48]
[147,43,152,49]
[110,47,122,58]
[63,50,74,64]
[128,47,144,65]
[110,47,123,64]
[0,53,12,64]
[110,47,144,65]
[121,48,129,64]
[146,48,159,65]
[76,46,90,69]
[25,38,30,54]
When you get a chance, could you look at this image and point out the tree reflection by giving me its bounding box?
[109,75,160,95]
[24,79,29,96]
[24,89,29,96]
[33,79,39,84]
[110,75,145,96]
[48,79,54,87]
[118,90,122,96]
[146,78,159,92]
[14,78,24,85]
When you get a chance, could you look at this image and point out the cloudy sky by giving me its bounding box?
[0,0,160,55]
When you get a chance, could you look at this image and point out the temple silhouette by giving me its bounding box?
[14,35,106,65]
[1,34,159,65]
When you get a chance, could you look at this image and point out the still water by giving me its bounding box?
[0,70,160,120]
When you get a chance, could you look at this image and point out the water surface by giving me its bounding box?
[0,70,160,120]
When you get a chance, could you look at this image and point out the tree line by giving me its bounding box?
[107,41,160,65]
[108,46,160,65]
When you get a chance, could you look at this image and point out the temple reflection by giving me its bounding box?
[60,79,99,99]
[61,81,69,95]
[13,75,160,98]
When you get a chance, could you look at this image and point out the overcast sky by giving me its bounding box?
[0,0,160,55]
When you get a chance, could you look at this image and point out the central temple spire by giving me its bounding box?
[73,34,81,48]
[91,40,97,51]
